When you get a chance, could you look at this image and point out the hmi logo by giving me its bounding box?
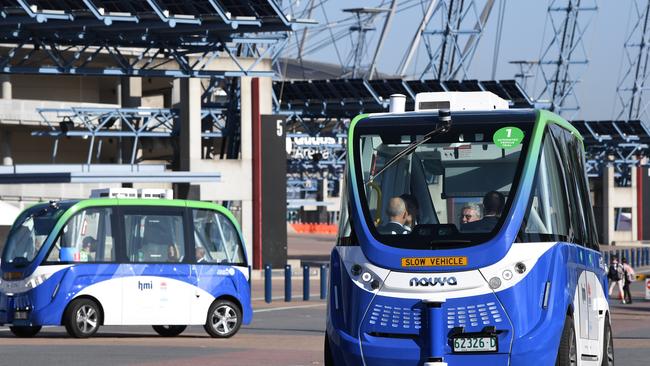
[138,280,153,291]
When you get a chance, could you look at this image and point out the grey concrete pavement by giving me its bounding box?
[0,301,327,366]
[610,280,650,366]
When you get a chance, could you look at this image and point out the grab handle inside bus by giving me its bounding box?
[367,181,383,226]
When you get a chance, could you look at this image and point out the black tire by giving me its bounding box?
[324,332,335,366]
[556,315,578,366]
[64,298,102,338]
[203,299,242,338]
[9,326,41,338]
[153,325,187,337]
[601,315,614,366]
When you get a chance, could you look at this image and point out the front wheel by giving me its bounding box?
[9,326,41,338]
[556,315,578,366]
[204,299,242,338]
[153,325,187,337]
[601,315,614,366]
[64,298,102,338]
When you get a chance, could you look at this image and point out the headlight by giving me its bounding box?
[25,274,50,289]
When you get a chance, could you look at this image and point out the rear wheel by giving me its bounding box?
[601,315,614,366]
[64,298,101,338]
[204,299,242,338]
[556,315,578,366]
[9,326,41,338]
[153,325,186,337]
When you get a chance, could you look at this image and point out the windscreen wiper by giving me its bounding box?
[366,109,452,184]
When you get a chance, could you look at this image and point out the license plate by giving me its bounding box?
[452,336,497,353]
[14,311,28,320]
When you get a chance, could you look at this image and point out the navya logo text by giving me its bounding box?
[409,277,458,287]
[138,280,153,291]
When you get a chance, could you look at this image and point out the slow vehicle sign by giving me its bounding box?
[401,256,468,267]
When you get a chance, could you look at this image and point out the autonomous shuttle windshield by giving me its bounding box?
[353,114,534,249]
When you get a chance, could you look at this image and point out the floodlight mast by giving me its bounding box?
[615,0,650,123]
[520,0,598,118]
[398,0,495,81]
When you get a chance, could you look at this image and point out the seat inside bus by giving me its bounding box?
[141,218,174,261]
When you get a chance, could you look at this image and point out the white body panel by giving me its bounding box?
[338,242,555,299]
[414,91,509,112]
[77,275,217,326]
[573,270,609,366]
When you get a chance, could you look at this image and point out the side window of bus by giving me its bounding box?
[551,126,590,247]
[521,134,570,240]
[192,209,245,265]
[565,130,600,249]
[123,213,185,263]
[47,207,115,263]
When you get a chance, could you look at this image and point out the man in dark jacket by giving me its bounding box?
[378,197,411,235]
[462,191,505,232]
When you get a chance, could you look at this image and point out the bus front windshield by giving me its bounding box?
[354,116,532,249]
[2,202,70,265]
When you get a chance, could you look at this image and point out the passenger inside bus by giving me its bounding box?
[461,191,505,232]
[377,197,411,235]
[81,237,97,261]
[460,203,482,224]
[196,247,208,263]
[167,244,180,262]
[399,194,419,231]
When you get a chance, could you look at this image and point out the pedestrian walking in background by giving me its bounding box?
[607,256,626,304]
[622,257,636,304]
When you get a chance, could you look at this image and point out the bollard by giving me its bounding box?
[640,248,643,267]
[303,265,310,301]
[264,265,272,303]
[285,264,292,302]
[320,265,327,300]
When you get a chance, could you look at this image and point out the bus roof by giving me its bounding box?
[20,199,241,231]
[352,108,584,143]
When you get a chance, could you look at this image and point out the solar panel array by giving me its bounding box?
[274,79,534,117]
[571,120,650,145]
[1,0,292,28]
[0,0,299,76]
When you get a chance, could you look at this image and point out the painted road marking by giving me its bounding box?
[253,303,325,313]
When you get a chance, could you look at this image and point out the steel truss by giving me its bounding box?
[615,0,650,122]
[0,0,303,77]
[529,0,598,117]
[34,107,230,164]
[399,0,495,80]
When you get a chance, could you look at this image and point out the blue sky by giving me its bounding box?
[291,0,632,120]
